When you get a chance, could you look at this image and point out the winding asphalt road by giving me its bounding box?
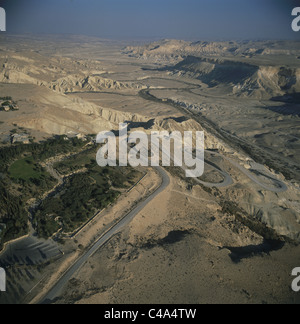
[39,81,287,303]
[140,86,288,193]
[39,166,170,304]
[207,150,288,193]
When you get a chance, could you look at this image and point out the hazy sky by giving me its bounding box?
[0,0,300,40]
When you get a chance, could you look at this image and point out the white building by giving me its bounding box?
[11,133,30,144]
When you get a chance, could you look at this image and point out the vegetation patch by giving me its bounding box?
[33,157,142,238]
[9,157,46,182]
[33,172,120,238]
[0,182,28,249]
[0,136,144,245]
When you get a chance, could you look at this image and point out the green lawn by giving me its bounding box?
[9,157,45,181]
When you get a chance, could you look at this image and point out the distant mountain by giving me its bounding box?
[124,40,300,99]
[123,39,300,62]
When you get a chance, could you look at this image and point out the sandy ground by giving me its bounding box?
[29,167,161,304]
[57,171,300,304]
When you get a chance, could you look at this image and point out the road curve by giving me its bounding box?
[207,151,288,193]
[194,154,234,188]
[39,167,170,304]
[139,87,288,193]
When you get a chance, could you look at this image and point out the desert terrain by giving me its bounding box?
[0,34,300,304]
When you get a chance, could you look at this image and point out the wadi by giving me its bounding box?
[0,34,299,305]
